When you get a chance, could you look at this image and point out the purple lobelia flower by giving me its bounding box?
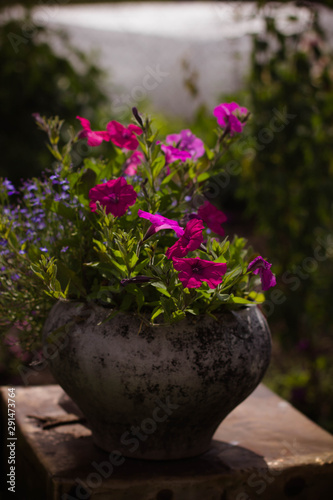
[1,179,18,196]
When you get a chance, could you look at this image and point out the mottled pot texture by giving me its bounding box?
[43,300,271,460]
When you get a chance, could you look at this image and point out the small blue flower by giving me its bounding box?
[26,183,38,192]
[2,179,18,196]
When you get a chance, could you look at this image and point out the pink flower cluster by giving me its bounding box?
[139,203,228,289]
[76,117,142,150]
[159,129,205,165]
[82,102,275,293]
[88,177,275,292]
[138,205,275,291]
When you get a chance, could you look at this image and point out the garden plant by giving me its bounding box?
[0,103,276,354]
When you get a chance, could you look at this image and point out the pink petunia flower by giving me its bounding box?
[213,102,248,135]
[76,116,109,147]
[197,201,227,237]
[160,144,191,165]
[138,210,184,237]
[124,151,144,176]
[173,257,227,289]
[166,219,204,259]
[106,121,142,150]
[166,129,205,161]
[247,256,276,291]
[89,177,137,217]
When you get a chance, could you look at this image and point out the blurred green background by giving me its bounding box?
[0,2,333,434]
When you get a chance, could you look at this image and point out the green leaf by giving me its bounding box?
[161,170,177,185]
[134,287,145,311]
[171,310,186,322]
[49,201,78,222]
[46,143,62,161]
[151,306,164,322]
[197,172,210,183]
[137,139,148,156]
[120,293,134,311]
[204,145,215,160]
[157,288,171,297]
[133,258,150,275]
[214,255,227,263]
[248,291,265,303]
[74,168,97,198]
[6,229,19,249]
[100,310,120,325]
[56,261,87,297]
[129,253,139,269]
[149,281,172,298]
[108,259,127,274]
[152,156,166,178]
[147,130,159,145]
[228,296,254,305]
[217,294,230,302]
[224,265,243,281]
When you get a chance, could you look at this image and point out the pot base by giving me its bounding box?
[92,430,211,460]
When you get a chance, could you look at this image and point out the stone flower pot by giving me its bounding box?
[43,300,271,460]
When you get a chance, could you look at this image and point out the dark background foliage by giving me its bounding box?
[0,16,109,183]
[167,4,333,432]
[224,9,333,432]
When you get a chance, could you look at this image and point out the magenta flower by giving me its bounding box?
[197,201,227,237]
[166,129,205,161]
[124,151,144,176]
[166,219,204,259]
[173,257,227,289]
[247,256,276,291]
[89,177,137,217]
[76,116,109,147]
[138,210,184,237]
[106,121,142,150]
[213,102,248,135]
[160,144,191,165]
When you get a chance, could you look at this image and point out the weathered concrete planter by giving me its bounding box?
[43,300,271,460]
